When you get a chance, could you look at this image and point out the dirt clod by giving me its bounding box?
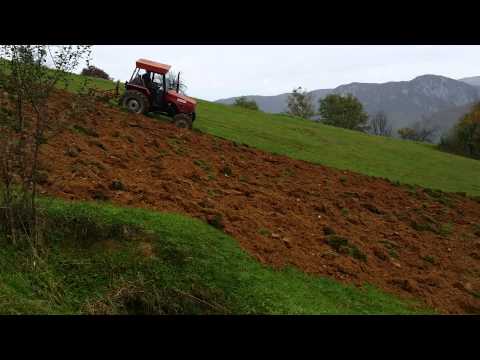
[66,146,80,157]
[373,246,388,261]
[323,226,336,236]
[110,180,125,191]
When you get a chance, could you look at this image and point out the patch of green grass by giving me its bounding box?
[193,159,211,172]
[325,235,367,262]
[379,240,399,258]
[424,188,453,207]
[166,138,189,155]
[0,198,430,314]
[438,223,453,237]
[388,249,399,259]
[326,235,349,252]
[72,124,99,137]
[206,188,222,198]
[422,255,437,265]
[258,228,271,237]
[351,246,367,262]
[411,220,437,233]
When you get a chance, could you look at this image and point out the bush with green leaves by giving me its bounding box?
[439,102,480,159]
[398,119,438,143]
[318,94,369,132]
[286,87,315,119]
[0,45,91,252]
[81,65,111,80]
[234,96,259,111]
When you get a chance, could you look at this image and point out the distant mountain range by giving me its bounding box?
[459,76,480,88]
[215,74,480,141]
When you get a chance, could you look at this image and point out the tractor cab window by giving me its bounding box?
[130,69,164,92]
[130,69,144,86]
[130,69,150,86]
[152,73,164,90]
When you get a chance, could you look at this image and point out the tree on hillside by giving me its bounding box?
[166,70,188,95]
[398,117,438,143]
[0,45,92,252]
[318,94,369,132]
[369,111,392,137]
[233,96,259,111]
[81,65,111,80]
[439,102,480,158]
[397,127,417,141]
[286,87,315,119]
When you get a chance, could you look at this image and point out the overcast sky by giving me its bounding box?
[88,45,480,101]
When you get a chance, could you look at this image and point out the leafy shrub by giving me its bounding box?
[318,94,369,132]
[287,87,315,119]
[234,96,259,111]
[81,65,111,80]
[438,102,480,159]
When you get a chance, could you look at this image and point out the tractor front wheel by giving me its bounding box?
[122,90,149,114]
[173,114,193,130]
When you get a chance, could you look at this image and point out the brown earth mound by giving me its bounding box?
[30,91,480,314]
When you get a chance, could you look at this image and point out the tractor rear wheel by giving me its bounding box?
[122,90,149,114]
[173,114,193,130]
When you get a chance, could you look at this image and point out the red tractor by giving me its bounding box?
[121,58,197,129]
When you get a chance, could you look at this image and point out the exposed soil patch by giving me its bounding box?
[30,90,480,314]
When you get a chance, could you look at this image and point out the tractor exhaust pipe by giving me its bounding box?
[176,72,180,93]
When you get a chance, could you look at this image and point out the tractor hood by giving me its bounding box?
[167,90,197,106]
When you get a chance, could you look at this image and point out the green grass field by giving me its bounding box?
[0,199,429,314]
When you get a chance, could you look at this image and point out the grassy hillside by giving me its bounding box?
[0,199,428,314]
[195,101,480,196]
[0,58,119,93]
[56,72,480,196]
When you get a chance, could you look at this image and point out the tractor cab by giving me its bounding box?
[122,58,197,129]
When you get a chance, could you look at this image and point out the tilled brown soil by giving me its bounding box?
[33,92,480,314]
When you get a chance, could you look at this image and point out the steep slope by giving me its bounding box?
[216,75,480,134]
[196,100,480,196]
[31,90,480,314]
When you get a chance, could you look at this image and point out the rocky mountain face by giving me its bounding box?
[216,75,480,139]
